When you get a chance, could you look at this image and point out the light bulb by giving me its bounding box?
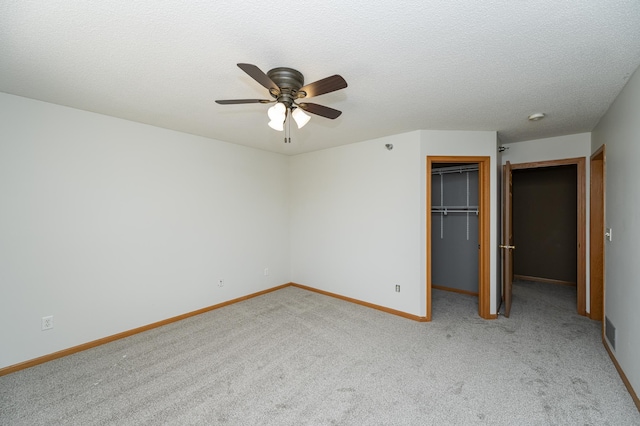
[292,107,311,129]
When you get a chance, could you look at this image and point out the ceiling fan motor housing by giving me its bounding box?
[267,67,305,106]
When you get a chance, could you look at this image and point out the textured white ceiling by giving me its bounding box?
[1,1,640,155]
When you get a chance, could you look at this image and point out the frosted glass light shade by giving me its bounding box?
[268,119,284,131]
[267,103,286,131]
[268,103,286,121]
[292,107,311,128]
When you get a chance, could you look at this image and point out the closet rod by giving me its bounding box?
[432,205,478,209]
[431,209,478,215]
[431,165,479,175]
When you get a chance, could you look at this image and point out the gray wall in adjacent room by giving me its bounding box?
[431,168,479,293]
[512,165,577,283]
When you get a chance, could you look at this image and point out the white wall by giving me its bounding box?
[592,65,640,395]
[420,131,499,314]
[290,132,423,315]
[501,133,591,164]
[0,93,290,369]
[290,130,498,317]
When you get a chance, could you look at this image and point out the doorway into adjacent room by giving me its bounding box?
[502,158,586,317]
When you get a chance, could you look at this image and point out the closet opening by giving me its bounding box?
[431,163,480,296]
[426,156,491,321]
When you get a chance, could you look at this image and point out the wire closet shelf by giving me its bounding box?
[431,164,479,239]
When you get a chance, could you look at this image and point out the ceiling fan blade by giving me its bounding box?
[237,63,280,94]
[215,99,272,105]
[298,102,342,119]
[299,75,347,98]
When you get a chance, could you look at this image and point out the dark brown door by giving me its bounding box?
[501,161,515,317]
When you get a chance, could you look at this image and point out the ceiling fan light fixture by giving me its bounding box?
[267,103,286,131]
[216,64,347,138]
[292,107,311,129]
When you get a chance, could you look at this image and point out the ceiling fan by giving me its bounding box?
[215,63,347,134]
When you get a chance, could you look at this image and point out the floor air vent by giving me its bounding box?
[605,316,616,350]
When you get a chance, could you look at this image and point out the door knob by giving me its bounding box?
[499,245,516,249]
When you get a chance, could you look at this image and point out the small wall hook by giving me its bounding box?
[385,144,393,151]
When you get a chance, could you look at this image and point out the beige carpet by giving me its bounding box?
[1,281,638,425]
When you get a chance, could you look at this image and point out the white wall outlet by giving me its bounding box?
[218,279,224,287]
[395,285,400,292]
[42,315,54,330]
[264,268,269,276]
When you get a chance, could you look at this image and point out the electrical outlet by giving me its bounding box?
[218,279,224,287]
[395,285,400,292]
[264,268,269,276]
[42,315,54,330]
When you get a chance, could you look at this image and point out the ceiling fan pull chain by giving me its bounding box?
[285,109,292,143]
[283,108,287,143]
